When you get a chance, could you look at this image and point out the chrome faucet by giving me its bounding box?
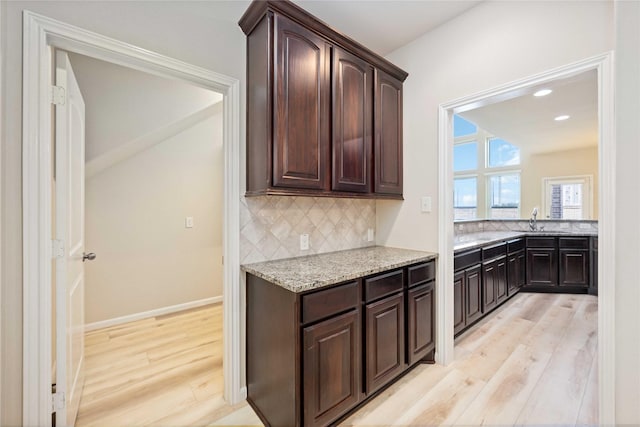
[529,207,538,231]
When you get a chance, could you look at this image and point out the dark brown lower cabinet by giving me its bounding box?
[559,250,589,288]
[590,237,598,295]
[407,282,435,365]
[465,265,483,325]
[482,256,507,313]
[507,250,525,295]
[247,259,436,427]
[526,248,558,287]
[365,292,405,394]
[303,310,361,427]
[559,237,590,289]
[453,271,466,336]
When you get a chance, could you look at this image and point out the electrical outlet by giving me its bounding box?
[300,234,310,250]
[367,228,374,242]
[185,216,194,228]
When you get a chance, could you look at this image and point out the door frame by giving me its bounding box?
[437,52,615,424]
[22,11,243,425]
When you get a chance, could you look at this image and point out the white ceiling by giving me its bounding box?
[206,0,481,56]
[459,70,598,154]
[291,0,481,55]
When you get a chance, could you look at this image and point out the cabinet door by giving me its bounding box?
[527,248,558,286]
[517,251,526,288]
[495,256,508,304]
[453,270,466,336]
[465,264,483,325]
[407,282,435,365]
[507,254,518,295]
[482,260,497,313]
[508,251,525,295]
[374,69,403,196]
[303,310,361,427]
[365,293,405,395]
[273,14,330,190]
[332,48,373,193]
[559,250,589,288]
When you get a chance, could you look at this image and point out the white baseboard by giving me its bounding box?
[240,386,247,401]
[85,296,223,332]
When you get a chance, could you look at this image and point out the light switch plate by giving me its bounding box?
[421,196,432,212]
[185,217,194,228]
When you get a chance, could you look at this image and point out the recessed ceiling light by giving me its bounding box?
[554,115,570,121]
[534,89,553,97]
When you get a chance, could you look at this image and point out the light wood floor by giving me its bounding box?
[78,293,597,426]
[76,303,260,426]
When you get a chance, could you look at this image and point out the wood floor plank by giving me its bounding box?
[453,344,553,426]
[514,336,595,425]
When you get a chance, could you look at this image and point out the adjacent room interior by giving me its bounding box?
[50,51,228,426]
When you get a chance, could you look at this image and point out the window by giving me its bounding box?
[453,114,521,219]
[544,176,592,220]
[454,142,478,172]
[454,177,477,220]
[488,138,520,168]
[454,115,477,137]
[488,174,520,218]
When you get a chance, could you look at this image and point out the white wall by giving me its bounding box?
[68,53,222,161]
[614,0,640,423]
[0,3,246,425]
[85,105,223,324]
[377,0,613,252]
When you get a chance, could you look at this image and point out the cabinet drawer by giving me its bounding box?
[482,242,506,261]
[364,269,404,303]
[454,248,481,271]
[302,281,359,324]
[408,261,435,288]
[559,237,589,250]
[507,238,525,254]
[526,237,556,248]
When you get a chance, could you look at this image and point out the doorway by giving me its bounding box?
[436,53,615,424]
[51,49,226,425]
[22,11,242,426]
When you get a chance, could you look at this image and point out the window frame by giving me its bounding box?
[453,115,522,220]
[542,175,594,220]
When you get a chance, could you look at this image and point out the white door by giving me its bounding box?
[55,50,88,427]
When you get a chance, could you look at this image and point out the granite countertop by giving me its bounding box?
[241,246,438,293]
[454,230,598,252]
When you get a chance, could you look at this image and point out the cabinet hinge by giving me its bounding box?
[52,239,65,259]
[51,85,66,105]
[51,391,65,412]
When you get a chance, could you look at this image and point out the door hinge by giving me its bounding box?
[52,239,65,259]
[51,391,65,412]
[51,85,66,105]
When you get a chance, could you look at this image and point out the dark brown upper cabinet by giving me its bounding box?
[273,15,330,191]
[240,0,408,199]
[332,47,373,193]
[374,70,403,196]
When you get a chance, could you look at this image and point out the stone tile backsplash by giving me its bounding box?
[240,196,376,264]
[455,219,598,235]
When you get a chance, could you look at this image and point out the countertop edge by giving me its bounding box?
[454,231,598,253]
[242,248,438,293]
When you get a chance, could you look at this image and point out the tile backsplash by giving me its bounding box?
[240,196,376,264]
